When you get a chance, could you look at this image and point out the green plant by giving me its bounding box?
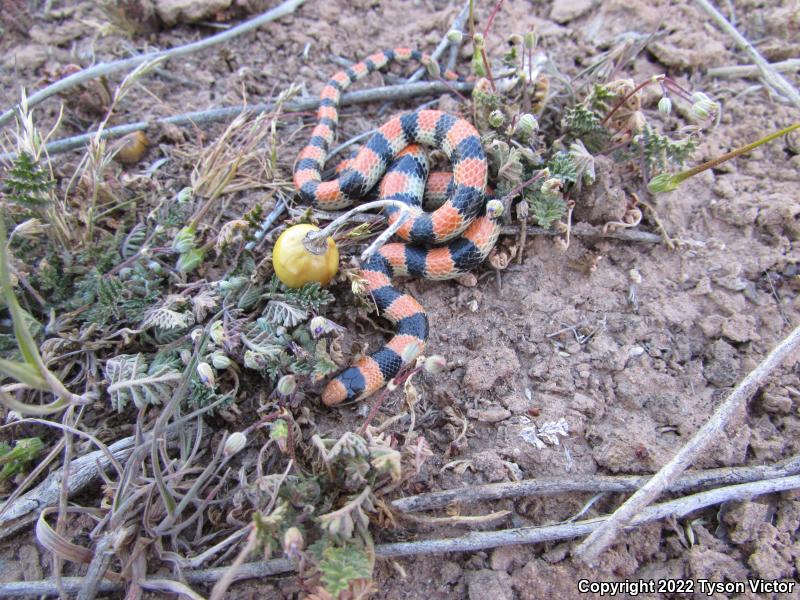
[0,437,43,482]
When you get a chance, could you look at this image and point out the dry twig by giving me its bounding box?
[3,474,799,597]
[693,0,800,107]
[0,81,474,163]
[575,324,800,565]
[391,454,800,513]
[0,0,307,127]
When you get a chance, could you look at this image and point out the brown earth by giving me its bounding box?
[1,0,799,598]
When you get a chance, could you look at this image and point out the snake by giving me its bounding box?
[293,48,502,406]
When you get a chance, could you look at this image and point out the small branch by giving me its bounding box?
[499,224,663,244]
[391,455,800,513]
[575,324,800,565]
[707,58,800,79]
[4,475,799,597]
[0,0,307,127]
[0,81,474,163]
[407,0,471,84]
[693,0,800,107]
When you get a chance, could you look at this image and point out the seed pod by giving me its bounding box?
[447,29,463,43]
[197,362,215,388]
[277,374,296,396]
[211,352,231,370]
[486,199,504,218]
[424,355,447,374]
[515,113,538,137]
[658,96,672,114]
[283,527,305,555]
[488,110,505,128]
[224,431,247,456]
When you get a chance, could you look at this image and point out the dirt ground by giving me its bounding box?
[1,0,800,598]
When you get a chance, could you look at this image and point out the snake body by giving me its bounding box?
[293,49,501,406]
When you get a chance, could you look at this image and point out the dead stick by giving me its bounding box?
[692,0,800,107]
[707,59,800,79]
[0,81,474,163]
[3,475,799,597]
[574,324,800,565]
[0,0,307,127]
[392,455,800,512]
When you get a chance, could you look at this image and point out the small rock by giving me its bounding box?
[549,0,597,23]
[490,546,525,572]
[748,523,794,580]
[155,0,232,25]
[699,314,725,338]
[759,390,793,414]
[468,406,512,423]
[466,569,513,600]
[703,339,740,387]
[441,561,463,584]
[721,313,761,343]
[472,450,508,482]
[724,501,769,544]
[570,392,601,418]
[4,44,48,70]
[565,340,581,354]
[500,393,533,414]
[463,346,520,392]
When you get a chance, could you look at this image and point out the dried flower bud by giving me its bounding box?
[690,97,718,120]
[190,328,204,343]
[508,33,523,45]
[244,350,267,370]
[658,96,672,114]
[488,110,505,128]
[224,431,247,457]
[209,320,225,345]
[371,447,402,481]
[211,352,231,370]
[276,374,296,396]
[270,419,289,452]
[486,199,504,219]
[283,527,305,556]
[446,29,463,43]
[523,31,537,49]
[541,178,562,196]
[177,187,193,203]
[180,349,192,365]
[424,355,447,374]
[515,113,538,137]
[12,218,44,239]
[309,316,332,337]
[197,362,215,388]
[647,172,680,193]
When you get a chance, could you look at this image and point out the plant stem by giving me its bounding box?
[674,122,800,183]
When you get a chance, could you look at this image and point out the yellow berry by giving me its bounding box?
[273,224,339,288]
